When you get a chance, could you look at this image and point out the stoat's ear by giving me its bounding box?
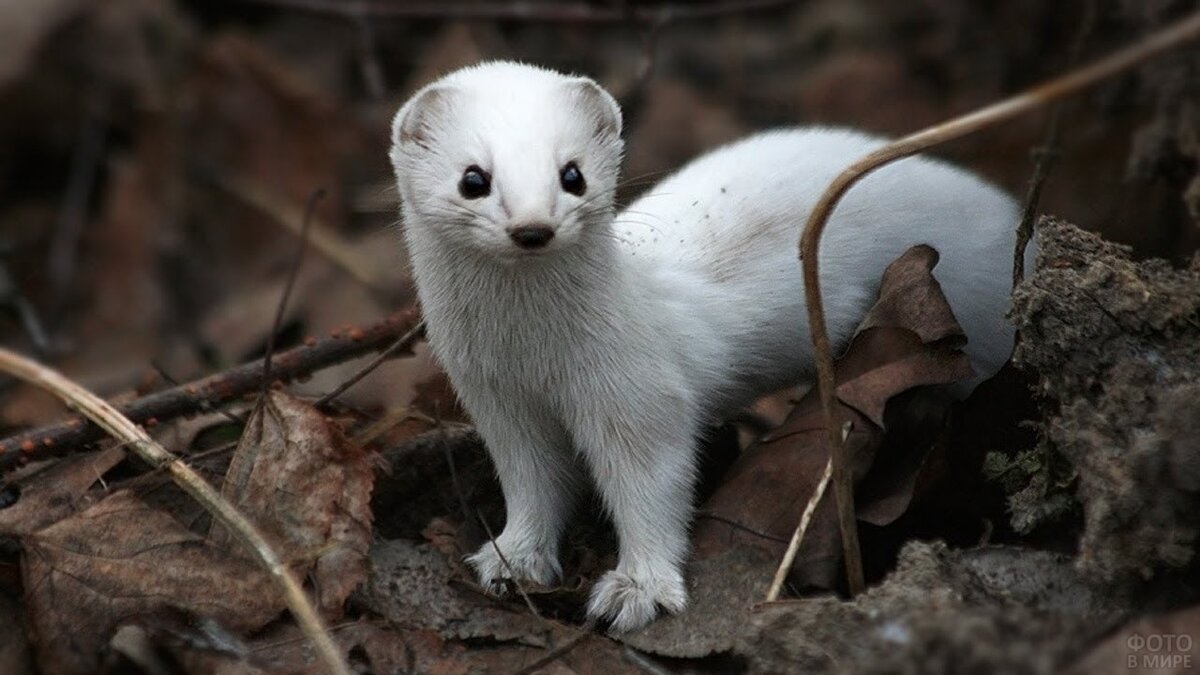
[566,77,623,140]
[392,85,454,152]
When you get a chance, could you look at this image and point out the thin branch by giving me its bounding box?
[350,406,434,445]
[0,308,422,471]
[262,188,324,395]
[623,646,673,675]
[798,11,1200,598]
[436,414,545,626]
[314,321,426,408]
[1013,0,1098,287]
[692,512,790,544]
[764,428,842,603]
[0,347,351,675]
[476,509,543,621]
[236,0,801,23]
[149,360,244,427]
[509,627,595,675]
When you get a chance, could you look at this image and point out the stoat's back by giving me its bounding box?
[620,128,1024,396]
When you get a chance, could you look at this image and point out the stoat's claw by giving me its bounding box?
[466,541,561,593]
[586,569,687,633]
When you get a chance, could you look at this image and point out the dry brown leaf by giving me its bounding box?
[23,490,282,675]
[214,390,374,618]
[0,445,124,537]
[693,245,973,588]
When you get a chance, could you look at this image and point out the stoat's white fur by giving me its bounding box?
[390,61,1028,632]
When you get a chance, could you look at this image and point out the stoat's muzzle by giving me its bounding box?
[508,223,556,250]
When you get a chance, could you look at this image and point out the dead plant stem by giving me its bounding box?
[263,189,324,395]
[0,347,351,675]
[1013,0,1098,287]
[764,425,843,603]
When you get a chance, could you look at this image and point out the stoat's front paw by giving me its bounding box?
[466,540,561,594]
[586,569,688,633]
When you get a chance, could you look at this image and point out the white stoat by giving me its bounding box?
[389,61,1027,632]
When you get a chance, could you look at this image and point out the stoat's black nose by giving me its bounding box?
[509,225,555,250]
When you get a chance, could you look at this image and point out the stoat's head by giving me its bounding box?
[390,61,624,260]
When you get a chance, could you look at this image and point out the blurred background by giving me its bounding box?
[0,0,1197,429]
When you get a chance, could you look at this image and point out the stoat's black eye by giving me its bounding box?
[459,166,491,199]
[560,162,586,196]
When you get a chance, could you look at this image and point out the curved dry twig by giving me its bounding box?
[0,347,352,675]
[798,11,1200,596]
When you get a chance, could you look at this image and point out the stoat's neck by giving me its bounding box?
[408,227,636,338]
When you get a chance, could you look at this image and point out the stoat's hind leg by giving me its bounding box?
[463,395,579,591]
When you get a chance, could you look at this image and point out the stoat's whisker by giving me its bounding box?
[572,201,665,225]
[615,171,671,191]
[423,206,487,228]
[623,189,676,202]
[567,202,614,221]
[611,220,666,235]
[561,192,614,221]
[591,231,635,246]
[615,208,667,224]
[610,216,666,235]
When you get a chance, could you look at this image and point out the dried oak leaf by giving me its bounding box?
[23,490,282,675]
[213,390,375,618]
[0,445,124,537]
[693,244,974,588]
